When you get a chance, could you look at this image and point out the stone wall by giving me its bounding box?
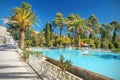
[46,57,113,80]
[29,55,83,80]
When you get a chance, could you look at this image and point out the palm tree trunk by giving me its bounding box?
[60,26,63,37]
[20,30,25,49]
[78,34,81,48]
[60,29,62,37]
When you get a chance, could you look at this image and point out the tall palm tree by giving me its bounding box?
[66,14,92,47]
[9,2,37,49]
[52,12,64,37]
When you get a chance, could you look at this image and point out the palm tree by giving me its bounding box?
[52,12,64,37]
[9,2,37,49]
[75,19,86,47]
[66,14,92,48]
[58,55,72,80]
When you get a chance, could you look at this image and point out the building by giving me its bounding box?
[0,25,15,45]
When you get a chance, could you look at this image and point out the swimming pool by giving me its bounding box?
[33,49,120,80]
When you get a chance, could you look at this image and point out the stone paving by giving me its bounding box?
[0,48,41,80]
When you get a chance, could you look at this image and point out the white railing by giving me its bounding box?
[29,54,83,80]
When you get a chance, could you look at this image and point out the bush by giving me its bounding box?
[76,47,82,50]
[23,50,33,59]
[108,43,114,49]
[26,40,32,48]
[22,50,43,59]
[33,51,43,57]
[96,43,101,48]
[113,41,120,48]
[103,42,108,49]
[94,39,101,48]
[82,39,94,45]
[111,48,120,53]
[91,44,96,49]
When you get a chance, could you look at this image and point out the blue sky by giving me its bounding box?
[0,0,120,32]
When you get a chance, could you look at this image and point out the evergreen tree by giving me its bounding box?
[44,22,51,47]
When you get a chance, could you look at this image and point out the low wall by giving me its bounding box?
[46,57,113,80]
[29,55,83,80]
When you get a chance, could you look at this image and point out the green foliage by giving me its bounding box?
[66,14,89,47]
[91,44,96,49]
[110,21,120,42]
[8,9,120,51]
[108,43,114,49]
[100,24,113,42]
[33,51,43,57]
[22,50,43,59]
[103,42,108,49]
[44,22,51,47]
[76,47,82,50]
[56,37,64,44]
[111,48,120,53]
[37,31,45,47]
[58,55,72,80]
[53,12,65,37]
[82,39,94,45]
[113,41,120,48]
[26,40,32,47]
[94,38,101,48]
[97,43,101,48]
[7,24,20,40]
[63,37,71,44]
[88,14,100,34]
[23,50,33,59]
[56,36,71,48]
[9,2,37,49]
[58,55,72,71]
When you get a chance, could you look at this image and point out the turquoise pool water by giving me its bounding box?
[34,49,120,80]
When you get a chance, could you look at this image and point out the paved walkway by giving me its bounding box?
[0,48,40,80]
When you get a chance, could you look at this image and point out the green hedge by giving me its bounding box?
[111,48,120,53]
[96,43,101,48]
[103,42,108,49]
[113,41,120,48]
[108,43,114,49]
[91,44,96,49]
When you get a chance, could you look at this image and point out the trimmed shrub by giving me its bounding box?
[111,48,120,53]
[113,41,120,48]
[94,38,101,48]
[96,43,101,48]
[103,42,108,49]
[91,44,96,49]
[108,43,114,49]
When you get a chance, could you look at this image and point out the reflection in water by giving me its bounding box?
[94,54,120,60]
